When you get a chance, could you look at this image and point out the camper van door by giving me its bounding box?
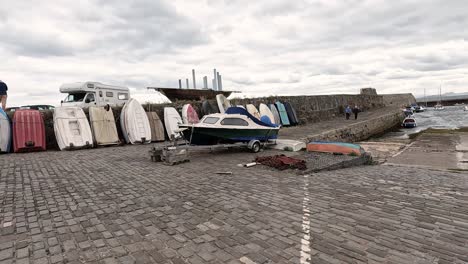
[84,92,97,107]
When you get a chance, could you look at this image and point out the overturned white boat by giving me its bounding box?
[54,106,93,150]
[89,106,120,146]
[120,98,151,144]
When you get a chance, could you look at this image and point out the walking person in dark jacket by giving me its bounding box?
[352,105,360,120]
[0,80,7,110]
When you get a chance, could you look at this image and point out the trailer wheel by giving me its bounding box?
[250,141,261,153]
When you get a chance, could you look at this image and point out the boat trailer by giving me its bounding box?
[150,139,275,166]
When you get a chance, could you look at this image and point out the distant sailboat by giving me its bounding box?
[434,84,445,110]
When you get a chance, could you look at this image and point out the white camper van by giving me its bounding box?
[60,82,130,108]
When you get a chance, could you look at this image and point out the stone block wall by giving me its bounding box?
[303,109,405,142]
[382,93,416,107]
[231,94,385,124]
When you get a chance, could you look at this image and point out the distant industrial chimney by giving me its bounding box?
[192,69,196,89]
[203,76,208,89]
[178,79,182,89]
[213,69,218,90]
[186,78,189,89]
[217,74,223,91]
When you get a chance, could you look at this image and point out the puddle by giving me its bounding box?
[456,152,468,170]
[456,134,468,170]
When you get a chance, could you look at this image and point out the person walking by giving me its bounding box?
[345,105,352,120]
[352,105,360,120]
[0,80,7,109]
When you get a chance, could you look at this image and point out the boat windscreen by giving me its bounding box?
[203,117,219,124]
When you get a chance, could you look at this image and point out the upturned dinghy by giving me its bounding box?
[164,107,184,140]
[275,102,290,126]
[284,102,299,125]
[246,104,261,120]
[216,94,232,113]
[120,98,151,144]
[13,109,46,152]
[0,108,11,153]
[269,104,281,125]
[259,103,276,125]
[146,112,165,142]
[307,141,364,156]
[54,107,93,150]
[89,106,119,146]
[182,104,200,124]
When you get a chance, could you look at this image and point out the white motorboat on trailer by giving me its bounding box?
[179,107,279,146]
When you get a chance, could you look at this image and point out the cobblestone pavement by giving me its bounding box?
[1,145,468,264]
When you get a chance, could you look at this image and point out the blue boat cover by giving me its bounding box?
[260,115,275,126]
[226,107,278,128]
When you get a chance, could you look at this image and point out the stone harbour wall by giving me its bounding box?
[382,93,416,107]
[302,109,405,143]
[230,94,385,124]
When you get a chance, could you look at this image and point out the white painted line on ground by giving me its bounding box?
[301,174,311,263]
[391,141,416,158]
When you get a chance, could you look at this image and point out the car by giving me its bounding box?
[21,105,55,110]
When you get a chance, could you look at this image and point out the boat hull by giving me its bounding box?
[402,123,417,128]
[13,109,46,152]
[182,126,279,145]
[307,141,363,155]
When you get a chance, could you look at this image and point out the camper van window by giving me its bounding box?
[99,91,103,97]
[221,118,248,126]
[64,93,86,102]
[86,93,95,102]
[118,93,129,100]
[106,92,114,97]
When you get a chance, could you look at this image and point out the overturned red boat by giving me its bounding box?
[13,109,46,153]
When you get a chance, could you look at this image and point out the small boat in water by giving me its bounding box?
[402,117,417,128]
[403,107,414,117]
[307,141,364,156]
[414,105,425,113]
[434,104,445,110]
[179,107,279,145]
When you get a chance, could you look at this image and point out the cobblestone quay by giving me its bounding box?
[1,146,468,263]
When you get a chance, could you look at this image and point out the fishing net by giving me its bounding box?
[255,155,307,171]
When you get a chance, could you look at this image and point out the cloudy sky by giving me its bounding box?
[1,0,467,106]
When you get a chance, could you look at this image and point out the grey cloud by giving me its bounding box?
[91,0,208,56]
[2,0,468,106]
[0,0,208,59]
[0,26,74,57]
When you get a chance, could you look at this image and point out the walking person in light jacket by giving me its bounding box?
[0,80,7,109]
[345,105,352,120]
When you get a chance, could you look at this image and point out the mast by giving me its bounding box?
[424,88,427,107]
[439,83,442,105]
